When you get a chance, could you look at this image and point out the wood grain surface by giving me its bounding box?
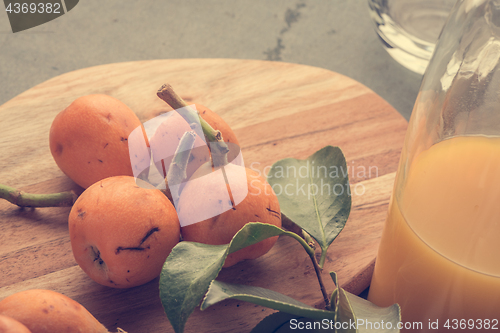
[0,59,408,332]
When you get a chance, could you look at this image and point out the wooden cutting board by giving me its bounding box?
[0,59,408,332]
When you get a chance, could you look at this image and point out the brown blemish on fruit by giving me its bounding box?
[120,137,127,142]
[91,246,104,266]
[266,207,281,219]
[115,227,160,254]
[77,209,86,219]
[54,143,63,155]
[140,227,160,244]
[106,113,112,122]
[103,143,109,149]
[98,159,103,163]
[115,245,150,254]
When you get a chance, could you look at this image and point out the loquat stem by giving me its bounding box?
[156,84,229,168]
[0,184,78,207]
[156,84,219,142]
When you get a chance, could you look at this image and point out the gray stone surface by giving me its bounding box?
[0,0,423,120]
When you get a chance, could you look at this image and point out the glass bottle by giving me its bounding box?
[368,1,500,331]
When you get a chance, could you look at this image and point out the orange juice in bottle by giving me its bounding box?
[368,135,500,332]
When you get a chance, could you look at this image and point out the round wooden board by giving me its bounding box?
[0,59,408,332]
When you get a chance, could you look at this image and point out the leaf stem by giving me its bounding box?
[283,231,330,310]
[0,184,78,207]
[282,214,316,250]
[319,250,327,269]
[301,229,316,250]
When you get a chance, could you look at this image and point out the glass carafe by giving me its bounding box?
[368,0,500,332]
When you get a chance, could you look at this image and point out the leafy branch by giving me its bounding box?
[159,146,400,333]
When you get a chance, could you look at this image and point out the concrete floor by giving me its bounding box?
[0,0,423,120]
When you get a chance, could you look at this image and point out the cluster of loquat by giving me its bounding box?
[0,87,282,332]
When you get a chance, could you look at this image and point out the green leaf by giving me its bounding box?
[332,272,401,333]
[159,242,227,333]
[201,280,336,321]
[337,289,401,333]
[267,146,351,267]
[250,312,335,333]
[227,222,286,255]
[159,222,294,333]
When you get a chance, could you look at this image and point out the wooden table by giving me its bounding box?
[0,59,408,332]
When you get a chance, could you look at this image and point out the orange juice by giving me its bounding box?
[368,136,500,332]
